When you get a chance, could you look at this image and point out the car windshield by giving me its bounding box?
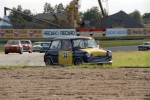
[41,43,50,46]
[21,41,30,44]
[143,43,150,45]
[7,41,19,45]
[73,39,97,49]
[33,43,41,45]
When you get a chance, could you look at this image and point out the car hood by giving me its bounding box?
[79,48,107,56]
[22,44,30,46]
[5,44,19,47]
[138,45,147,47]
[33,45,41,47]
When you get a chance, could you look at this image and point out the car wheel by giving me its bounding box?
[19,51,23,54]
[74,58,82,66]
[45,58,52,66]
[5,52,8,54]
[29,51,32,53]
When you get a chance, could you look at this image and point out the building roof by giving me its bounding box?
[0,15,13,29]
[93,10,145,28]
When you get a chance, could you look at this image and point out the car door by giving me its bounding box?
[58,40,73,65]
[49,40,61,64]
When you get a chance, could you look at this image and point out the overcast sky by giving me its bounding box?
[0,0,150,18]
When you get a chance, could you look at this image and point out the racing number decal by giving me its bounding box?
[63,53,67,59]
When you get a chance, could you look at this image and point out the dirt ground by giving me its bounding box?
[0,67,150,100]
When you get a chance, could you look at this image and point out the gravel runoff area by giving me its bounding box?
[0,67,150,100]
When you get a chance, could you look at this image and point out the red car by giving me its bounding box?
[5,40,23,54]
[20,40,33,53]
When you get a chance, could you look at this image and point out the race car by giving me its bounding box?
[4,40,23,54]
[20,40,33,53]
[39,42,51,53]
[44,36,112,66]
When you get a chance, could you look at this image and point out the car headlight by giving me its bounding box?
[107,51,112,57]
[86,52,92,58]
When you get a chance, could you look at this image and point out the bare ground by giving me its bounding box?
[0,67,150,100]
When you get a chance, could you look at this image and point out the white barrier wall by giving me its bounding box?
[43,29,76,38]
[106,28,126,37]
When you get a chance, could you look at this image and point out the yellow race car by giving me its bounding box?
[44,36,112,66]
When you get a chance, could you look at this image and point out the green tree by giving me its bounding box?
[8,5,33,22]
[43,2,54,13]
[54,4,58,13]
[129,10,142,23]
[142,13,150,19]
[17,5,22,12]
[57,3,65,13]
[22,9,33,21]
[82,6,102,21]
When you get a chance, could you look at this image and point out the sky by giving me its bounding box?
[0,0,150,18]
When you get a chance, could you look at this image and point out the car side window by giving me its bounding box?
[50,40,61,49]
[61,40,72,50]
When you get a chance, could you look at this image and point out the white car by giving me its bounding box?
[33,42,43,52]
[138,42,150,51]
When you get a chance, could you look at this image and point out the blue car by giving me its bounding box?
[39,42,51,53]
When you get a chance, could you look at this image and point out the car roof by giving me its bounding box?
[20,40,31,41]
[52,36,92,40]
[143,42,150,43]
[34,42,50,43]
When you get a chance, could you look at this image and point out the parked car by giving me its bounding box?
[39,42,51,53]
[4,40,23,54]
[20,40,33,53]
[44,36,112,66]
[138,42,150,51]
[33,42,42,52]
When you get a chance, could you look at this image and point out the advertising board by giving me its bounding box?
[28,29,43,38]
[43,29,76,38]
[0,29,14,38]
[126,28,150,36]
[0,29,43,38]
[106,28,126,37]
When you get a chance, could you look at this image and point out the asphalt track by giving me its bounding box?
[0,45,139,66]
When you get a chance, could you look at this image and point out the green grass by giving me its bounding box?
[0,51,150,69]
[112,51,150,67]
[100,39,150,47]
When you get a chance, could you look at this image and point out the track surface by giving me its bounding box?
[0,68,150,100]
[0,52,45,66]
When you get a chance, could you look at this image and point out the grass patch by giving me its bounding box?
[111,51,150,68]
[0,66,29,69]
[100,39,150,47]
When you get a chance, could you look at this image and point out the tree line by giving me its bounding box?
[8,2,150,24]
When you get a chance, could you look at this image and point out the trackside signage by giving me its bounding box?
[43,29,76,38]
[126,28,150,36]
[106,28,126,37]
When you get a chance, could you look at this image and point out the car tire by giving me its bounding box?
[29,51,32,53]
[45,57,52,66]
[74,58,82,66]
[19,51,23,54]
[5,52,8,54]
